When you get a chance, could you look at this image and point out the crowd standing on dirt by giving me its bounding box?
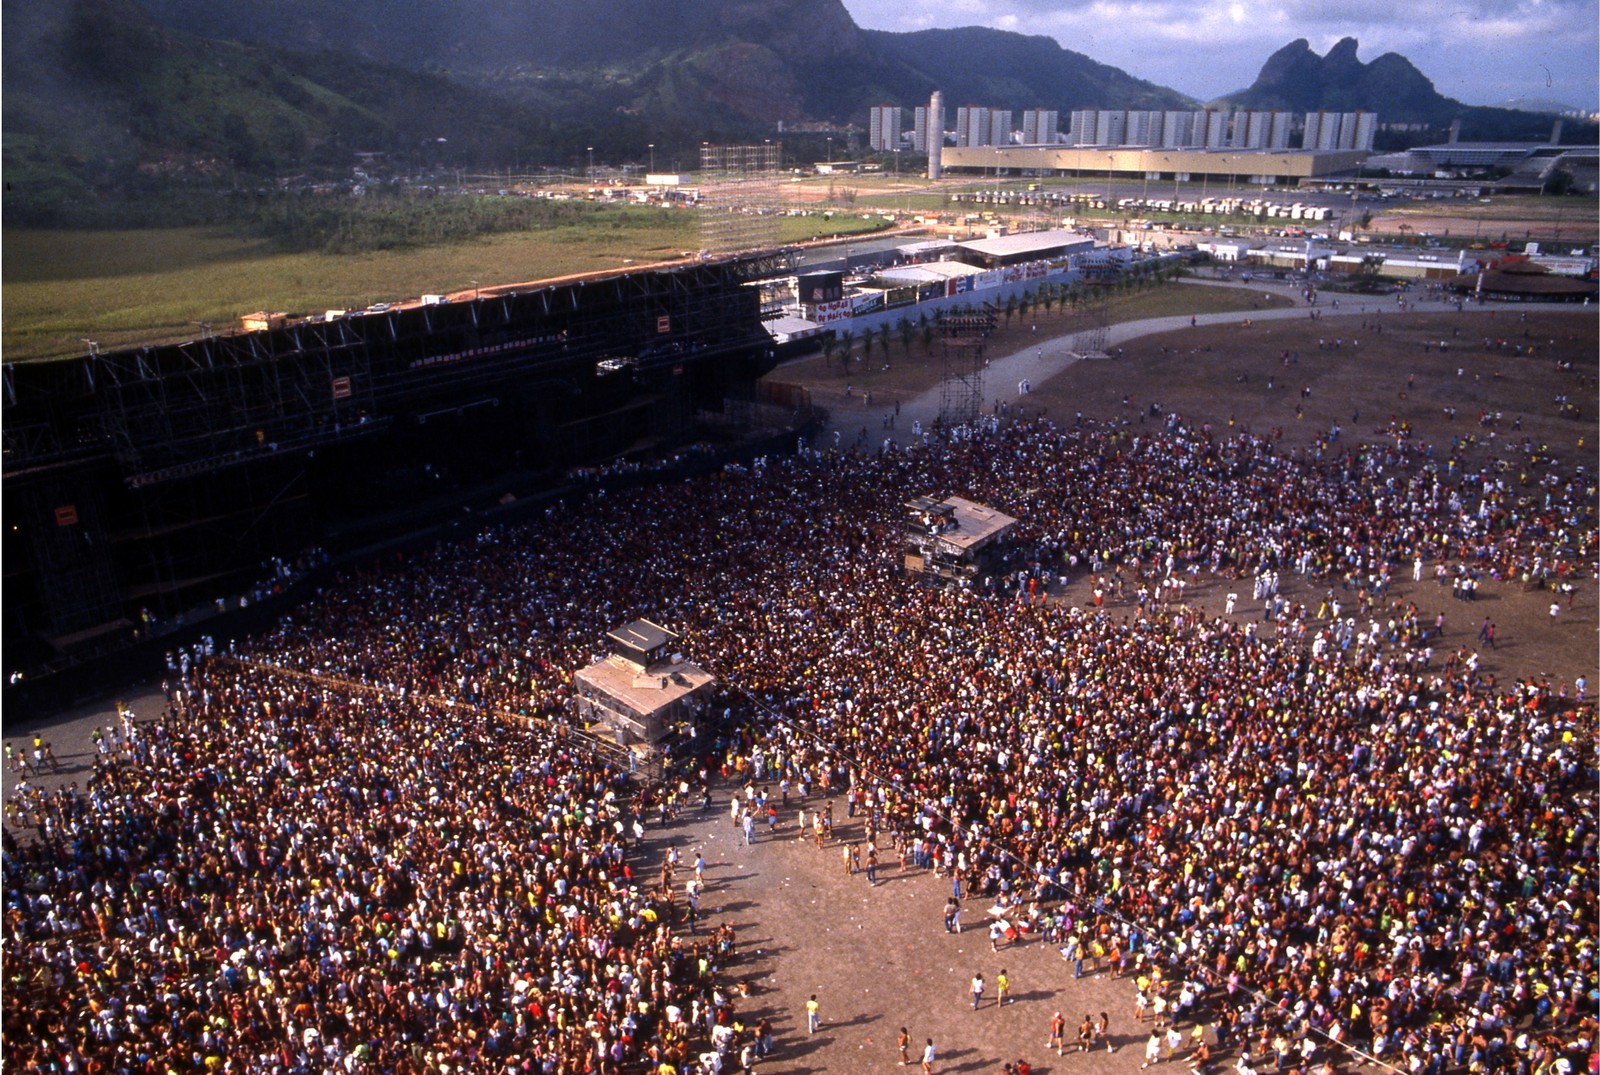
[4,409,1595,1075]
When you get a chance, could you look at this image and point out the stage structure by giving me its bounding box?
[573,620,715,746]
[699,144,783,256]
[937,308,997,429]
[903,495,1018,581]
[2,254,797,673]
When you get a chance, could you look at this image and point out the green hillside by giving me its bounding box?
[1,0,558,226]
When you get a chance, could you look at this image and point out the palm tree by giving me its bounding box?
[878,322,891,360]
[820,332,837,368]
[861,330,874,363]
[1004,294,1018,322]
[839,328,856,373]
[921,322,936,353]
[897,316,914,355]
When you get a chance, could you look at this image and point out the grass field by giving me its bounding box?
[2,209,891,362]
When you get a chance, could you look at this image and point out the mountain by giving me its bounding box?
[2,0,568,223]
[865,27,1191,113]
[5,0,1202,224]
[1218,37,1587,143]
[120,0,1191,126]
[1221,38,1452,118]
[130,0,871,77]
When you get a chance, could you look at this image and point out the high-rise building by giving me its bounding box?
[1335,112,1361,150]
[1124,111,1163,146]
[868,105,905,152]
[1303,111,1348,150]
[990,110,1013,146]
[1094,110,1126,146]
[1235,111,1291,149]
[1351,111,1377,151]
[1302,111,1325,150]
[1267,111,1293,149]
[1161,111,1195,148]
[927,90,944,179]
[912,107,930,152]
[1021,109,1060,145]
[1235,111,1265,148]
[955,106,992,147]
[1070,109,1099,145]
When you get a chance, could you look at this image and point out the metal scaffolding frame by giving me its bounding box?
[1071,293,1113,356]
[937,309,997,429]
[3,254,797,643]
[698,144,783,256]
[5,256,790,485]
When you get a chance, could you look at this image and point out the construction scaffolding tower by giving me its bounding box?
[937,309,996,429]
[699,144,783,256]
[1071,292,1113,357]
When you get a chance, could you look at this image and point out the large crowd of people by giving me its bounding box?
[4,407,1594,1075]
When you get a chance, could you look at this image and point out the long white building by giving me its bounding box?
[1063,107,1373,152]
[883,99,1371,162]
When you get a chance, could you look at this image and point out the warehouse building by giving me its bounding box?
[951,228,1097,269]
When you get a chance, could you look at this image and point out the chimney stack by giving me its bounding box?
[928,90,944,180]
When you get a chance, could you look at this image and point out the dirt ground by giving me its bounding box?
[4,296,1595,1075]
[1043,305,1594,456]
[778,283,1300,422]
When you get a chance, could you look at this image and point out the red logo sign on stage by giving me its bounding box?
[656,315,671,333]
[54,505,78,527]
[331,376,352,399]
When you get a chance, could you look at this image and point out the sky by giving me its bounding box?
[841,0,1600,111]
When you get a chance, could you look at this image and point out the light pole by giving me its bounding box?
[586,146,595,186]
[648,143,655,174]
[826,136,833,166]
